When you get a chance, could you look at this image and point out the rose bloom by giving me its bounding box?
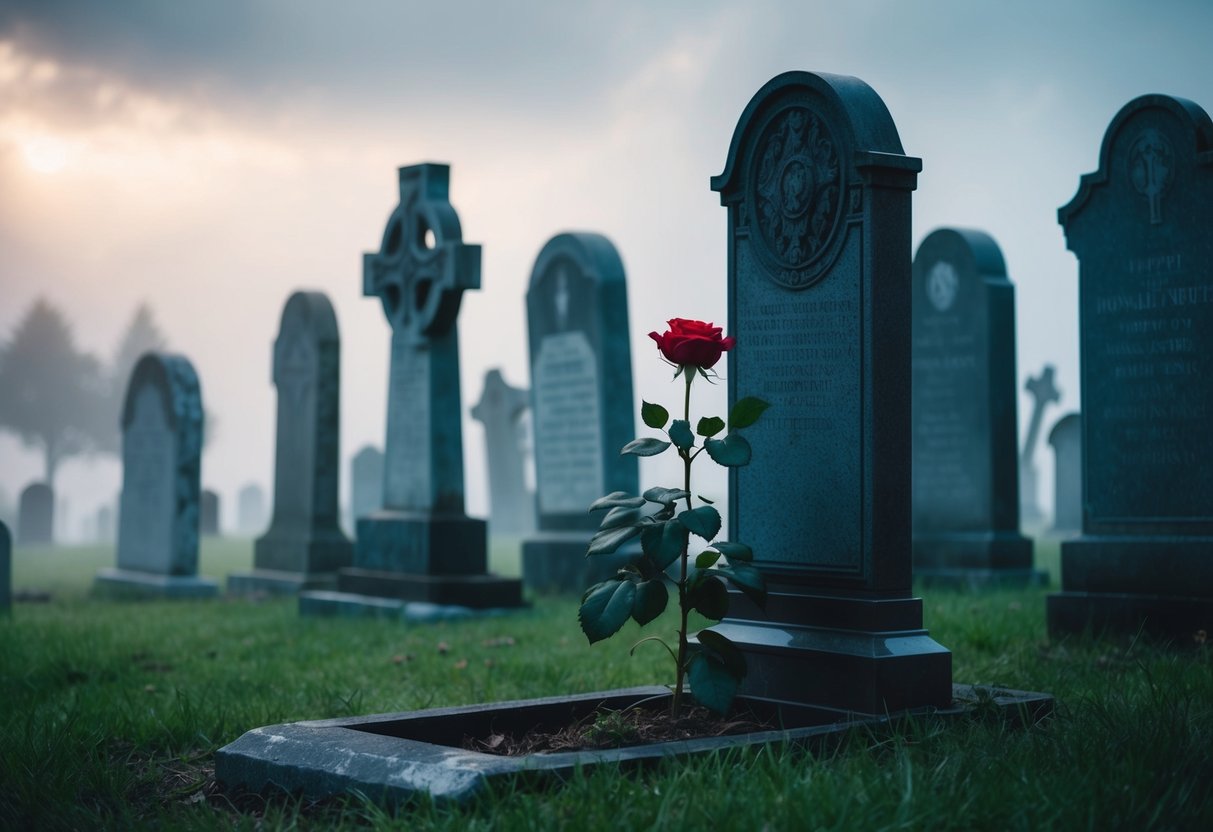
[648,318,736,369]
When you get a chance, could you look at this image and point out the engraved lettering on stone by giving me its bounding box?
[1129,128,1174,225]
[534,332,603,514]
[750,107,841,288]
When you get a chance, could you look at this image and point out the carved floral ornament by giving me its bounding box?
[1127,127,1174,225]
[748,105,843,289]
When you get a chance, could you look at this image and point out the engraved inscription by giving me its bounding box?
[117,385,175,573]
[534,332,603,514]
[749,106,841,288]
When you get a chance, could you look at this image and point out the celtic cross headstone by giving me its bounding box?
[1049,94,1213,639]
[711,71,951,714]
[471,369,534,538]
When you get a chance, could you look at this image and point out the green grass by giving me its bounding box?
[2,538,1212,830]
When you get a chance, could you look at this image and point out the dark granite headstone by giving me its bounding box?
[1049,94,1213,640]
[1049,413,1082,535]
[471,369,534,538]
[0,520,9,615]
[349,446,384,527]
[17,483,53,545]
[520,232,638,593]
[230,291,353,595]
[95,352,217,598]
[710,71,951,714]
[302,163,523,616]
[200,489,220,537]
[1020,365,1060,530]
[911,228,1038,586]
[236,483,266,536]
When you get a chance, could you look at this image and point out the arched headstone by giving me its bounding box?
[911,228,1040,586]
[521,232,638,593]
[200,489,220,537]
[710,71,951,713]
[230,291,353,594]
[236,483,267,536]
[1049,413,1082,535]
[17,483,53,545]
[349,446,384,528]
[1049,93,1213,639]
[95,352,217,598]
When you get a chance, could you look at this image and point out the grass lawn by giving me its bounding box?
[2,536,1211,830]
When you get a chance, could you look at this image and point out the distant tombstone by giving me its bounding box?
[0,520,9,615]
[710,71,951,714]
[1049,94,1213,639]
[230,291,353,594]
[17,483,53,545]
[236,483,267,536]
[301,163,523,616]
[94,352,218,598]
[1019,365,1060,529]
[200,489,220,537]
[910,228,1039,586]
[471,369,534,537]
[1049,413,1082,535]
[96,505,115,545]
[350,446,384,526]
[521,232,638,593]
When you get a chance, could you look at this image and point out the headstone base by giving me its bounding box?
[715,592,952,715]
[93,568,218,599]
[522,533,634,594]
[913,531,1043,587]
[334,567,524,608]
[356,511,487,575]
[1048,535,1213,639]
[252,532,353,578]
[227,569,339,596]
[298,590,524,621]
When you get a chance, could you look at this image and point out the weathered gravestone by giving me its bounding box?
[1049,94,1213,639]
[237,483,266,536]
[471,368,534,538]
[349,445,384,528]
[1019,365,1059,529]
[1049,413,1082,535]
[17,483,53,545]
[910,228,1039,586]
[710,71,952,713]
[0,520,9,615]
[301,163,523,616]
[521,232,639,593]
[96,504,115,545]
[95,353,217,598]
[200,489,220,537]
[230,292,353,595]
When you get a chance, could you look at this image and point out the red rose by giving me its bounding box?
[648,318,736,369]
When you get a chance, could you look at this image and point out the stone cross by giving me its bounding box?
[471,369,534,537]
[1019,364,1060,525]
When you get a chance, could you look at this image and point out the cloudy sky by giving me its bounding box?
[1,0,1209,539]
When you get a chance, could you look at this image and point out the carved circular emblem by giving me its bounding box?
[926,261,959,312]
[749,106,842,288]
[1128,128,1174,225]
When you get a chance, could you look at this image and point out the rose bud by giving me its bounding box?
[648,318,736,369]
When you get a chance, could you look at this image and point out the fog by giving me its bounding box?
[1,0,1209,539]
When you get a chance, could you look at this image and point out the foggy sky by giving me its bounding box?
[1,0,1210,538]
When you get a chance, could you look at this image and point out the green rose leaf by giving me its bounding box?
[643,486,690,507]
[598,506,641,530]
[689,575,728,619]
[687,651,739,715]
[578,579,637,644]
[621,438,672,457]
[696,628,747,678]
[728,396,770,430]
[587,524,642,557]
[588,491,646,512]
[640,519,690,570]
[632,579,669,626]
[669,419,694,452]
[704,433,752,467]
[678,505,721,541]
[696,416,725,438]
[695,549,721,569]
[716,563,767,608]
[711,541,753,562]
[641,401,670,429]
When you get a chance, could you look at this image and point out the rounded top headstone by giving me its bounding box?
[279,291,339,343]
[1048,412,1081,448]
[528,232,626,295]
[121,352,203,435]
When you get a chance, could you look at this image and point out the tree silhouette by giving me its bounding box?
[0,298,107,486]
[95,303,168,453]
